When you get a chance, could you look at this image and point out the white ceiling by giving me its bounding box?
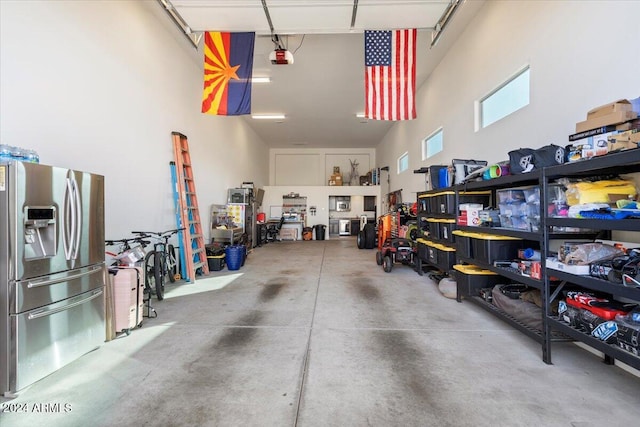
[163,0,485,148]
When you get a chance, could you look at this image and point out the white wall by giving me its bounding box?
[377,0,640,203]
[0,0,269,241]
[269,147,376,186]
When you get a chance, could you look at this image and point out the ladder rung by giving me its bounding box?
[192,248,205,255]
[190,234,203,239]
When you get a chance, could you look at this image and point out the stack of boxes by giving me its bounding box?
[328,166,343,186]
[575,99,637,134]
[567,98,640,162]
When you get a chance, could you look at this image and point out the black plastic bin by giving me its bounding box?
[314,224,326,240]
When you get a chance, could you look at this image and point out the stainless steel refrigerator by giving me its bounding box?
[0,161,106,396]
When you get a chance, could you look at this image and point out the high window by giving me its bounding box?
[398,152,409,174]
[479,66,530,128]
[422,128,443,160]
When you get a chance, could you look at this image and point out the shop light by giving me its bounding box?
[251,114,286,120]
[252,77,271,83]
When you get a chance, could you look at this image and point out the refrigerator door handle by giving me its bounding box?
[63,177,74,259]
[27,265,103,288]
[27,289,103,320]
[72,174,82,259]
[63,173,80,260]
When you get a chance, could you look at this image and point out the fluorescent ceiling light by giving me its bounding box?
[356,113,366,118]
[251,114,285,120]
[252,77,271,83]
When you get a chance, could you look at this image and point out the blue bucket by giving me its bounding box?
[225,245,244,271]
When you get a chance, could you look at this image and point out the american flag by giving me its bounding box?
[364,29,417,121]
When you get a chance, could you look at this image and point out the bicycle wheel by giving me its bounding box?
[144,251,157,297]
[154,251,165,301]
[167,244,177,283]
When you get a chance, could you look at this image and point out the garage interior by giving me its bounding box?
[1,0,640,425]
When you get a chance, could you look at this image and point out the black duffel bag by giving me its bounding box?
[509,144,565,174]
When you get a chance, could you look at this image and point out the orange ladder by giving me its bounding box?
[172,131,209,280]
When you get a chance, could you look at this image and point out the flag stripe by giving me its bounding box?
[364,29,416,121]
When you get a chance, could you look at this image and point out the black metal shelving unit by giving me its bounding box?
[541,150,640,370]
[454,174,556,362]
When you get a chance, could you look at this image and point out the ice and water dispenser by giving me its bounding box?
[23,206,57,259]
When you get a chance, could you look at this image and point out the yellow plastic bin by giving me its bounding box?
[207,254,226,271]
[453,264,502,301]
[469,233,523,265]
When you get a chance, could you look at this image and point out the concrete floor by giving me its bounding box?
[2,237,639,426]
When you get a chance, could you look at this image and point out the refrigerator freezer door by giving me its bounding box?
[10,264,105,314]
[10,287,105,393]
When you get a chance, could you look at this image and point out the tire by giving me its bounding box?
[144,251,156,297]
[409,226,418,241]
[416,258,424,276]
[364,224,376,249]
[376,251,383,265]
[259,226,267,246]
[608,269,622,284]
[357,230,365,249]
[154,251,165,301]
[383,255,393,273]
[168,244,177,283]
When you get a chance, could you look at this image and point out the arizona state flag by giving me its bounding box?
[202,31,255,116]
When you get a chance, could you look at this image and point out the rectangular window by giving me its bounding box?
[480,66,530,128]
[398,152,409,174]
[422,128,443,160]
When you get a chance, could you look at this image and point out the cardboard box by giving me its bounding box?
[587,99,633,120]
[576,110,638,133]
[546,257,590,275]
[566,131,616,161]
[458,203,482,226]
[279,228,298,241]
[608,129,640,152]
[328,173,343,186]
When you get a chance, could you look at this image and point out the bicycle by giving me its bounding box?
[132,228,183,301]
